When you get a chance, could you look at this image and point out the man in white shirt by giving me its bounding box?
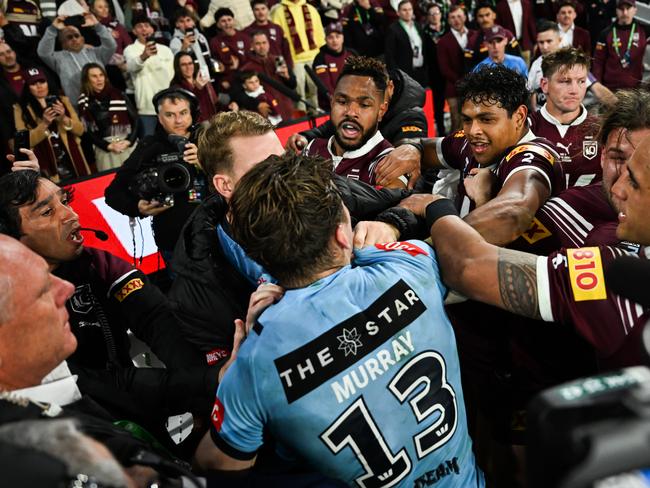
[556,0,591,55]
[123,15,174,136]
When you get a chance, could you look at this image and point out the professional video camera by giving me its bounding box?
[130,134,203,207]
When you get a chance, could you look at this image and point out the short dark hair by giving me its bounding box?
[172,7,193,25]
[537,19,560,35]
[239,70,257,83]
[397,0,412,9]
[598,89,650,145]
[541,47,590,78]
[475,1,497,14]
[250,0,268,7]
[338,55,389,92]
[0,170,42,239]
[229,153,345,287]
[557,0,577,11]
[457,65,529,116]
[214,7,234,22]
[448,4,465,15]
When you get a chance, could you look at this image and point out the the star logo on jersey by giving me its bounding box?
[337,328,363,357]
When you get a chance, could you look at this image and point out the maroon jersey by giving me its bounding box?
[209,31,251,84]
[528,107,602,188]
[3,68,26,96]
[303,131,393,185]
[438,129,564,216]
[537,246,650,368]
[243,21,293,68]
[510,183,617,255]
[593,22,647,91]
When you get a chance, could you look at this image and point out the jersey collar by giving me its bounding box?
[327,130,386,160]
[540,103,588,128]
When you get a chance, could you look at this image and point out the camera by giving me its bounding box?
[63,15,84,28]
[130,135,203,207]
[275,56,285,72]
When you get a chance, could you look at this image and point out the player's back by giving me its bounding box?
[214,241,484,487]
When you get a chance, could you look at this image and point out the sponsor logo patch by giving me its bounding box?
[521,218,552,244]
[375,241,429,257]
[206,348,230,365]
[453,129,465,138]
[567,247,607,301]
[114,278,144,302]
[505,144,555,165]
[211,397,225,432]
[401,125,421,132]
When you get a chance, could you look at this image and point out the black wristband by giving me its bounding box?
[425,199,459,229]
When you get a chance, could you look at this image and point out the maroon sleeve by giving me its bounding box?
[537,246,648,358]
[439,130,472,170]
[495,140,565,196]
[592,30,608,82]
[87,247,134,288]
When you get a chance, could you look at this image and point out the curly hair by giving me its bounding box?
[541,47,590,79]
[229,153,345,287]
[457,65,529,115]
[338,55,389,92]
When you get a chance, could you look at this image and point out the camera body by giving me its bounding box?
[63,15,84,28]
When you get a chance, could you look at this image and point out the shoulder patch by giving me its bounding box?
[505,143,555,165]
[375,241,429,257]
[521,217,552,244]
[114,278,144,302]
[210,397,225,432]
[567,247,607,302]
[453,129,465,138]
[401,125,422,133]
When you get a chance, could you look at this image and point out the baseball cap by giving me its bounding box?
[485,25,512,42]
[25,67,47,85]
[617,0,635,7]
[326,21,344,35]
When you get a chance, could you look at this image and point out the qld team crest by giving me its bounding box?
[583,140,598,160]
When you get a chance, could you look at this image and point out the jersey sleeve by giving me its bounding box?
[439,130,470,170]
[497,141,564,195]
[535,246,646,357]
[209,352,265,460]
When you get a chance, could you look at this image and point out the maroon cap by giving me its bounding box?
[485,25,512,42]
[617,0,635,6]
[325,21,343,35]
[25,67,47,85]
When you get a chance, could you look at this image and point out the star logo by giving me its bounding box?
[337,328,363,357]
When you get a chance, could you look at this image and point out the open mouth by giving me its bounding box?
[67,228,84,244]
[339,121,362,139]
[470,141,490,155]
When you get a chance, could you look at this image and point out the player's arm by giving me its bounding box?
[401,194,542,320]
[464,168,551,246]
[195,432,256,472]
[376,137,449,184]
[589,81,617,107]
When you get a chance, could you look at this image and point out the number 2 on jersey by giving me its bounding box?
[320,351,458,487]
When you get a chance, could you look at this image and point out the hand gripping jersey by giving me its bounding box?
[304,131,394,185]
[510,182,618,255]
[528,107,602,188]
[437,129,564,216]
[210,242,484,488]
[537,246,650,369]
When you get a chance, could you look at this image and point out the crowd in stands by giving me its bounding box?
[2,0,650,487]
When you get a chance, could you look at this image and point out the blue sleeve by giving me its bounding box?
[209,351,265,460]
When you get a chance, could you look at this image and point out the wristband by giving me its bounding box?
[425,199,459,229]
[399,139,423,155]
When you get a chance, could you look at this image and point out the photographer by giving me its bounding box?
[105,88,207,265]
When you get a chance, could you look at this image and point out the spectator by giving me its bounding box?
[495,0,536,65]
[385,0,426,86]
[105,88,206,264]
[200,0,254,31]
[37,13,117,108]
[472,25,528,77]
[585,0,616,48]
[123,0,171,43]
[90,0,132,90]
[593,0,646,91]
[437,5,477,131]
[240,31,297,121]
[243,0,293,67]
[170,51,232,122]
[312,21,354,110]
[304,56,405,187]
[556,0,591,56]
[77,63,138,171]
[239,71,283,124]
[209,8,251,91]
[124,16,174,136]
[271,0,325,113]
[470,1,522,68]
[422,2,446,136]
[2,0,43,58]
[13,68,90,182]
[169,7,215,83]
[341,0,385,58]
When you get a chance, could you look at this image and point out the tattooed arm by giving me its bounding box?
[401,193,542,319]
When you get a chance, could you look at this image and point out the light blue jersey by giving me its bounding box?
[473,54,529,78]
[210,241,484,488]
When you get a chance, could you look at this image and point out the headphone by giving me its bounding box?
[152,87,200,123]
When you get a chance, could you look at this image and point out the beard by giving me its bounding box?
[333,121,378,152]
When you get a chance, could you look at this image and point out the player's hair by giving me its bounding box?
[0,170,41,239]
[229,153,345,287]
[475,1,497,14]
[250,0,268,7]
[214,7,234,22]
[557,0,577,11]
[541,47,591,78]
[338,56,389,92]
[537,20,560,35]
[198,110,273,180]
[598,89,650,145]
[457,65,529,116]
